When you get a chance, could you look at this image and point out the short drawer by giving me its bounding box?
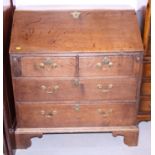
[11,56,76,77]
[79,55,141,76]
[13,77,137,101]
[16,102,137,128]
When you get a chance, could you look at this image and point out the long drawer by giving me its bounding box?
[13,77,137,101]
[16,102,137,128]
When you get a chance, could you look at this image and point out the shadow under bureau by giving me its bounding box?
[9,10,143,148]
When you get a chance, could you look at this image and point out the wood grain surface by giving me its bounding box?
[10,10,143,53]
[16,102,137,128]
[9,10,143,148]
[13,77,137,101]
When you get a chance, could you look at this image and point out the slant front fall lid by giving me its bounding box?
[10,10,143,53]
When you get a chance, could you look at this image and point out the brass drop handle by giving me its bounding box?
[52,63,58,68]
[39,62,45,68]
[97,84,113,93]
[71,11,81,19]
[97,109,113,117]
[96,62,102,68]
[41,85,59,94]
[38,58,58,70]
[96,56,113,68]
[41,110,57,118]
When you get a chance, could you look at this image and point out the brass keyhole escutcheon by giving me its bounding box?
[103,57,109,64]
[96,56,113,69]
[74,104,80,112]
[73,79,80,87]
[71,11,81,19]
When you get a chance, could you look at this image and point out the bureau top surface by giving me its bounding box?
[10,10,143,54]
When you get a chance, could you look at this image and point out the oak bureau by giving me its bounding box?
[9,10,144,148]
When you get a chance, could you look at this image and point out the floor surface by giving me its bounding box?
[14,122,151,155]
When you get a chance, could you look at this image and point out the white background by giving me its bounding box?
[4,0,148,11]
[3,0,148,30]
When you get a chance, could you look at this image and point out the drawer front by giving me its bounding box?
[80,78,137,100]
[139,96,151,112]
[141,82,151,96]
[11,56,76,77]
[79,55,141,76]
[143,63,151,78]
[13,77,137,101]
[16,102,137,128]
